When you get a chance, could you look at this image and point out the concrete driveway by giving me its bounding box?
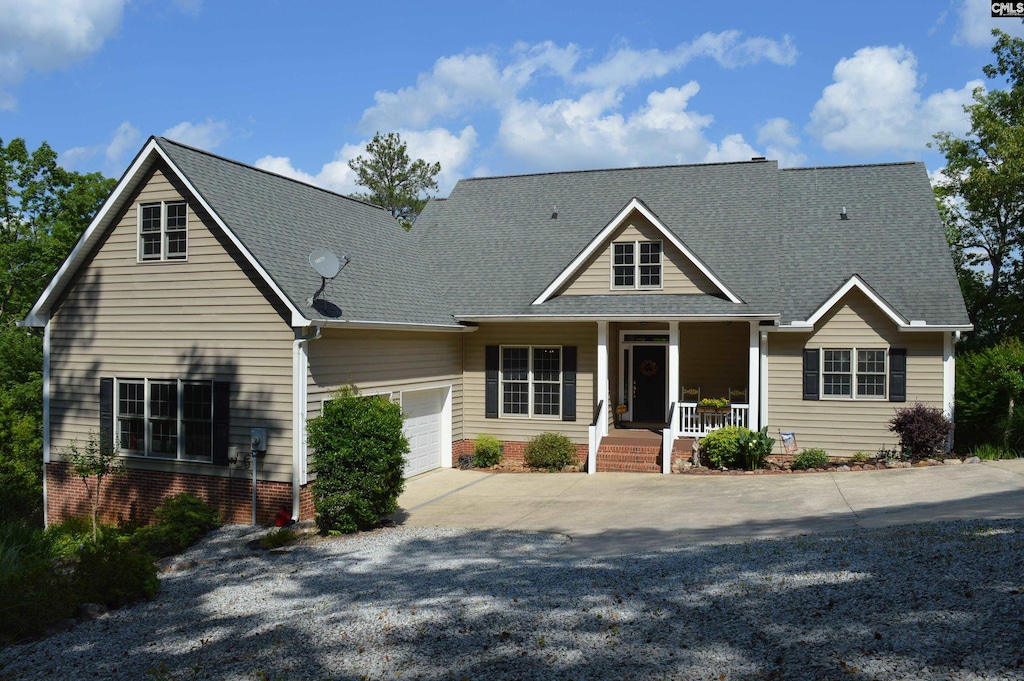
[394,459,1024,556]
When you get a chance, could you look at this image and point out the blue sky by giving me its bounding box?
[2,0,1021,195]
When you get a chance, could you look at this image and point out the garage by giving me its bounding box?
[401,387,447,477]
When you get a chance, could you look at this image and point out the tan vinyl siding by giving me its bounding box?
[464,323,596,444]
[680,322,748,401]
[560,212,722,296]
[305,329,463,436]
[49,165,296,483]
[766,289,945,458]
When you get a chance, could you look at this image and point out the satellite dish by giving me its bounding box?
[309,249,341,279]
[307,249,351,306]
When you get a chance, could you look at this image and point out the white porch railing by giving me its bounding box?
[678,402,749,437]
[587,400,606,474]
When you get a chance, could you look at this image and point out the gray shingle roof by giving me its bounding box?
[154,139,967,328]
[416,159,969,326]
[157,138,460,328]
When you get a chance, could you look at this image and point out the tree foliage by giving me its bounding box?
[933,30,1024,348]
[955,338,1024,452]
[348,132,441,230]
[0,137,114,523]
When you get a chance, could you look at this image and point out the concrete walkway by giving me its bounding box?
[394,459,1024,556]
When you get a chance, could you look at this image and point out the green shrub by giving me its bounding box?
[308,387,409,534]
[260,528,297,549]
[74,534,159,609]
[889,403,954,458]
[793,448,830,470]
[736,427,774,471]
[0,522,76,642]
[851,451,869,463]
[131,493,221,559]
[523,432,578,471]
[699,426,744,468]
[970,443,1018,460]
[472,434,503,468]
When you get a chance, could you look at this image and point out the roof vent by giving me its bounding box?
[551,205,558,219]
[840,207,848,220]
[751,156,766,162]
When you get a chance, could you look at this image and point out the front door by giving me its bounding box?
[631,345,667,423]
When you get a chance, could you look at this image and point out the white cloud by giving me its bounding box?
[162,119,230,150]
[498,82,759,170]
[60,121,140,170]
[756,117,807,167]
[0,0,127,110]
[256,127,477,197]
[577,31,796,90]
[955,0,1024,47]
[808,45,982,155]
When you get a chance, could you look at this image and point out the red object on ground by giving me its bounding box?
[274,508,291,527]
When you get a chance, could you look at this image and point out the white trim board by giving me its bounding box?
[531,197,743,305]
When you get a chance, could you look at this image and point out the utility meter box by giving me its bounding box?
[250,428,267,452]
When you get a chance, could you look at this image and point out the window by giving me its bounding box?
[139,200,187,261]
[116,378,214,461]
[822,348,887,399]
[612,240,661,289]
[500,346,561,417]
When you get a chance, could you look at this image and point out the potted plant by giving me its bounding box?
[696,397,730,413]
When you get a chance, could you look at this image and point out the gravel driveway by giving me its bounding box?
[1,519,1022,680]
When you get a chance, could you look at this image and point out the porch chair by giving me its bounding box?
[779,430,798,455]
[728,387,747,404]
[681,386,700,431]
[681,386,700,403]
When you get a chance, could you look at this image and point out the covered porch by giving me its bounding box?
[588,320,769,473]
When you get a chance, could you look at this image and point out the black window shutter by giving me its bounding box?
[802,349,820,401]
[889,348,907,402]
[562,346,577,422]
[485,346,499,419]
[212,381,231,465]
[99,378,114,453]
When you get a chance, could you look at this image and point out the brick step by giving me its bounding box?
[598,444,663,454]
[597,444,662,472]
[598,460,662,473]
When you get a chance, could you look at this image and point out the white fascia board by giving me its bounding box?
[455,314,778,323]
[897,324,974,332]
[804,275,906,328]
[314,319,477,332]
[23,138,311,328]
[531,197,743,305]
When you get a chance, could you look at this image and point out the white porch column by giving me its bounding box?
[597,321,609,437]
[759,329,768,429]
[748,322,760,431]
[668,322,680,427]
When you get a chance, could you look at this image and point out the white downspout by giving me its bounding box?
[42,319,51,527]
[292,326,321,520]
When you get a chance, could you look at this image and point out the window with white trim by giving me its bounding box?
[117,378,213,461]
[612,240,661,289]
[139,200,187,261]
[500,346,562,417]
[822,348,887,399]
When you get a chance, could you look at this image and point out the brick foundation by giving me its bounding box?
[452,439,589,466]
[45,462,313,527]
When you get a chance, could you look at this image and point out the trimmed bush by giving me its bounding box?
[308,387,409,534]
[131,493,221,559]
[472,434,503,468]
[888,403,953,458]
[0,522,76,642]
[74,534,159,609]
[699,426,744,469]
[523,432,578,471]
[793,448,830,470]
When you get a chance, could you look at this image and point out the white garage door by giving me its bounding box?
[402,388,444,477]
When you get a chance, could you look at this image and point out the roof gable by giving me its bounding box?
[532,198,742,305]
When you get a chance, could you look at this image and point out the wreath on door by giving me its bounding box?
[639,359,659,377]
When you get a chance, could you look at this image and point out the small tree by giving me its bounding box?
[348,132,441,230]
[888,403,954,458]
[307,387,408,533]
[65,432,122,542]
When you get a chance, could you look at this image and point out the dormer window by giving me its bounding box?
[139,200,187,261]
[612,240,661,289]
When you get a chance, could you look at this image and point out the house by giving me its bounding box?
[21,137,971,525]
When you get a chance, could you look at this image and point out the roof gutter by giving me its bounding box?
[455,313,779,323]
[311,319,477,332]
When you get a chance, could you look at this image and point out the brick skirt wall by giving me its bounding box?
[452,439,589,465]
[46,462,313,526]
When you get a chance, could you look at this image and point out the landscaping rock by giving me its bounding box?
[78,603,108,621]
[943,458,962,466]
[836,465,851,472]
[964,456,981,464]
